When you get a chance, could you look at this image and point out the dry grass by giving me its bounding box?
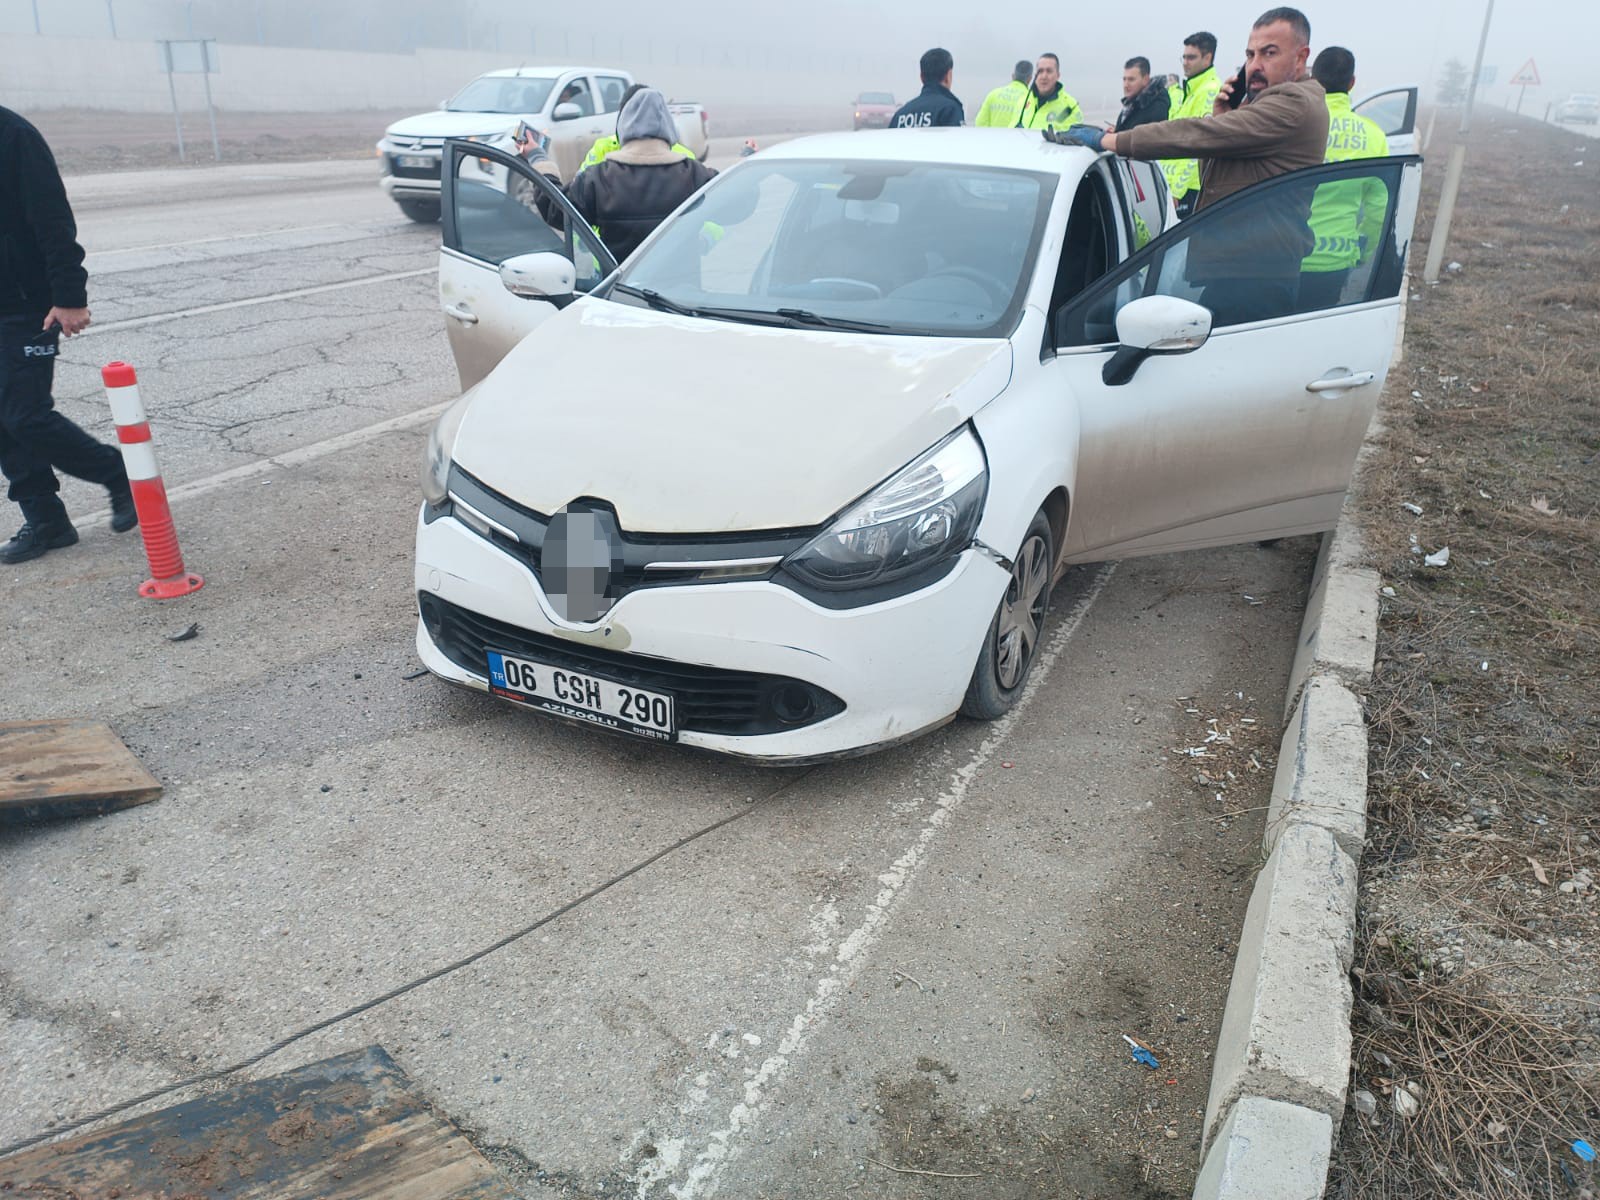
[1327,111,1600,1198]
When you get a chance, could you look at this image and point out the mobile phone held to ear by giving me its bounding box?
[1227,65,1249,108]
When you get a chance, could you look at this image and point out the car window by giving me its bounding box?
[858,93,895,105]
[613,159,1056,338]
[555,77,595,117]
[1049,166,1122,320]
[597,75,630,114]
[1114,160,1168,251]
[448,148,609,292]
[1056,157,1411,346]
[700,173,802,294]
[1353,89,1415,137]
[446,75,556,114]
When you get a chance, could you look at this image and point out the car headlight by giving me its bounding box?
[783,427,987,591]
[421,392,473,504]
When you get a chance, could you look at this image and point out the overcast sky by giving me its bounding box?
[791,0,1599,109]
[6,0,1597,111]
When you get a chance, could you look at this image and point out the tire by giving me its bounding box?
[960,508,1055,721]
[397,198,441,224]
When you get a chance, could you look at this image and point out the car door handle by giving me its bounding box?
[444,303,479,325]
[1305,370,1376,393]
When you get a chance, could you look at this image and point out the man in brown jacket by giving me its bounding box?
[1070,7,1326,324]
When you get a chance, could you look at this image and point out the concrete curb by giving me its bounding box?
[1192,510,1378,1198]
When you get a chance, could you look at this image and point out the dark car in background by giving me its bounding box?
[852,92,897,130]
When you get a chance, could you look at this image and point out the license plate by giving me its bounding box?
[487,650,675,741]
[397,154,434,168]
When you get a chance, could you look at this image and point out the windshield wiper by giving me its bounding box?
[772,308,893,332]
[611,283,700,317]
[611,288,894,334]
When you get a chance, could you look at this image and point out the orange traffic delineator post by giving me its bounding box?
[101,362,204,600]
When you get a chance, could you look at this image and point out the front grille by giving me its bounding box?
[387,152,441,180]
[447,466,813,601]
[420,594,845,736]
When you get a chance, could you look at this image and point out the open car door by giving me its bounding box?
[439,139,618,391]
[1353,85,1420,155]
[1045,155,1422,561]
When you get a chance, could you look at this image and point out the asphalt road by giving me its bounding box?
[0,139,1319,1199]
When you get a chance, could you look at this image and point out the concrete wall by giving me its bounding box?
[0,34,866,113]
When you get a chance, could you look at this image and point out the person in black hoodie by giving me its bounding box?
[1114,57,1172,132]
[0,106,136,563]
[518,88,718,262]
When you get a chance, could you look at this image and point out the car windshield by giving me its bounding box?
[446,75,557,114]
[1572,95,1598,104]
[610,158,1056,338]
[858,93,895,105]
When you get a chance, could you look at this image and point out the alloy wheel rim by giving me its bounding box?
[996,532,1050,690]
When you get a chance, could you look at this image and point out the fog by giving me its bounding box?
[4,0,1597,112]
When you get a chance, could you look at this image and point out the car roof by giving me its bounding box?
[478,66,619,79]
[758,128,1098,176]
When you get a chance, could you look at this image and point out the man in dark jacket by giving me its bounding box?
[890,49,964,128]
[0,106,136,564]
[520,88,717,261]
[1070,8,1327,324]
[1114,57,1172,132]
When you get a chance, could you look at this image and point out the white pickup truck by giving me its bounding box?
[378,66,709,223]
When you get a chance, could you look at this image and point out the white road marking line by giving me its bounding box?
[88,222,350,258]
[648,562,1118,1199]
[73,400,453,532]
[78,268,436,337]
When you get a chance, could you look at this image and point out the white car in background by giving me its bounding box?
[1555,94,1599,124]
[414,129,1420,762]
[377,66,709,223]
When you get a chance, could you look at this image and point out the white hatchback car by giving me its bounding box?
[416,129,1420,762]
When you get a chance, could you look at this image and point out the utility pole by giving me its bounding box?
[1422,0,1494,283]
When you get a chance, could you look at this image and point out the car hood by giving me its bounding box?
[386,110,522,140]
[451,300,1013,533]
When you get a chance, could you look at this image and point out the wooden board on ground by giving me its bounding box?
[0,1045,512,1199]
[0,718,162,819]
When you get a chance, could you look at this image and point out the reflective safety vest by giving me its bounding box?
[579,134,696,174]
[1303,92,1390,273]
[1018,86,1082,130]
[1160,66,1221,202]
[975,80,1030,128]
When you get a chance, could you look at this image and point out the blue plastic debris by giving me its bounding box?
[1122,1034,1160,1070]
[1574,1139,1596,1163]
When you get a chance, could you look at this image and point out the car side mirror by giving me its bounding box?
[1102,295,1212,385]
[499,252,575,301]
[552,102,583,121]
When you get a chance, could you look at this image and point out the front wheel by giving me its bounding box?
[960,509,1055,720]
[397,198,441,224]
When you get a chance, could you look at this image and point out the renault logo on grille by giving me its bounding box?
[544,505,622,624]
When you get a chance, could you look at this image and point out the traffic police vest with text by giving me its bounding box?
[976,80,1030,128]
[1302,91,1390,274]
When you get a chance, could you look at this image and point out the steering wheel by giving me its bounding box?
[806,277,883,299]
[927,265,1011,305]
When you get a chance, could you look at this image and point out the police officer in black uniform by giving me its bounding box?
[890,49,965,128]
[0,105,136,564]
